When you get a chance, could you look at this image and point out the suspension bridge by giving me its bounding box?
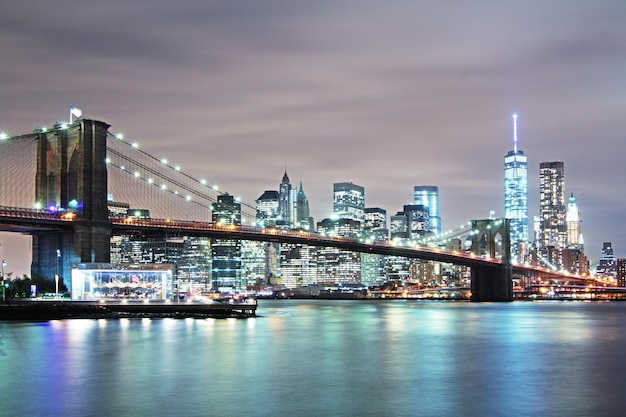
[0,118,592,301]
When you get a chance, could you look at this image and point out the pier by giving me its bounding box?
[0,299,257,320]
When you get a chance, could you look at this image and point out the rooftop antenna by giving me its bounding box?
[512,113,518,153]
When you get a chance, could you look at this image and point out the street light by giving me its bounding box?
[2,260,6,301]
[55,249,60,299]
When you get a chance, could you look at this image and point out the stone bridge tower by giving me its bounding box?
[469,218,513,301]
[31,119,111,289]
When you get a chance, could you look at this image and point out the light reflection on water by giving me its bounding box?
[1,300,626,417]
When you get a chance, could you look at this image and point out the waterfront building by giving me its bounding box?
[597,242,617,277]
[211,194,242,291]
[539,161,566,250]
[617,259,626,287]
[317,218,362,284]
[504,114,529,259]
[254,190,281,284]
[333,181,365,222]
[256,190,280,227]
[566,193,583,251]
[388,212,411,281]
[280,243,318,288]
[240,240,267,288]
[361,207,388,287]
[413,185,441,235]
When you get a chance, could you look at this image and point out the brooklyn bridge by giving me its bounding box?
[0,118,593,302]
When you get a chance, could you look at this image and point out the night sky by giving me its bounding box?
[1,1,625,276]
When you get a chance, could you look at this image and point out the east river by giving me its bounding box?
[1,299,626,417]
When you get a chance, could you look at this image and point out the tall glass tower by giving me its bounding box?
[413,186,440,235]
[504,114,528,258]
[539,161,566,249]
[333,182,365,222]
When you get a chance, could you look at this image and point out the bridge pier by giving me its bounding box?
[470,264,513,302]
[31,119,111,291]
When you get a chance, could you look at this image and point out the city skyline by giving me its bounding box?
[1,1,625,275]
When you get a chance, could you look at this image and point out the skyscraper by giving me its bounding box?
[295,181,313,230]
[539,161,566,249]
[413,185,440,235]
[255,190,280,227]
[361,207,388,287]
[597,242,616,277]
[211,193,242,290]
[279,171,292,225]
[566,193,583,250]
[333,182,365,222]
[504,114,528,258]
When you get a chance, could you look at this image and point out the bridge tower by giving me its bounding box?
[469,218,513,302]
[31,119,111,289]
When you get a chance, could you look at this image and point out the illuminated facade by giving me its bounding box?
[333,182,365,222]
[566,193,583,250]
[279,171,293,224]
[295,181,314,230]
[317,218,361,284]
[71,263,173,300]
[597,242,616,277]
[211,194,242,291]
[256,190,280,227]
[413,185,440,235]
[617,259,626,287]
[361,207,388,286]
[504,114,528,259]
[539,161,566,249]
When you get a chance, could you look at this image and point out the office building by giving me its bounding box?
[413,185,441,235]
[617,259,626,287]
[279,170,295,225]
[597,242,616,277]
[566,193,583,251]
[295,181,314,230]
[211,194,242,291]
[256,190,280,227]
[504,114,528,258]
[333,182,365,222]
[362,207,388,287]
[539,161,566,249]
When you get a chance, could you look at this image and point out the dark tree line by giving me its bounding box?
[3,274,68,299]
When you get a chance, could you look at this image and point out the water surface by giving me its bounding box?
[1,300,625,417]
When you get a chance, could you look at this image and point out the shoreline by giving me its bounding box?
[0,299,257,320]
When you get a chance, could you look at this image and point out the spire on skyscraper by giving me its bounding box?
[513,113,518,153]
[504,113,529,260]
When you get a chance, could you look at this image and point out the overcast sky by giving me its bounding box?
[1,1,625,276]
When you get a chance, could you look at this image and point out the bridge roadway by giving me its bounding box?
[0,206,588,283]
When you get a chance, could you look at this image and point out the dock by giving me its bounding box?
[0,299,257,320]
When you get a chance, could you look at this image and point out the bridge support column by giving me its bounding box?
[31,119,111,293]
[470,264,513,302]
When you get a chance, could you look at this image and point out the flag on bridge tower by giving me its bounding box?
[70,106,82,123]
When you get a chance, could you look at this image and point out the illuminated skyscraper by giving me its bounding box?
[413,185,440,235]
[333,182,365,222]
[539,161,566,249]
[279,171,292,224]
[597,242,616,277]
[295,181,314,230]
[211,194,242,290]
[504,114,528,258]
[566,193,583,250]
